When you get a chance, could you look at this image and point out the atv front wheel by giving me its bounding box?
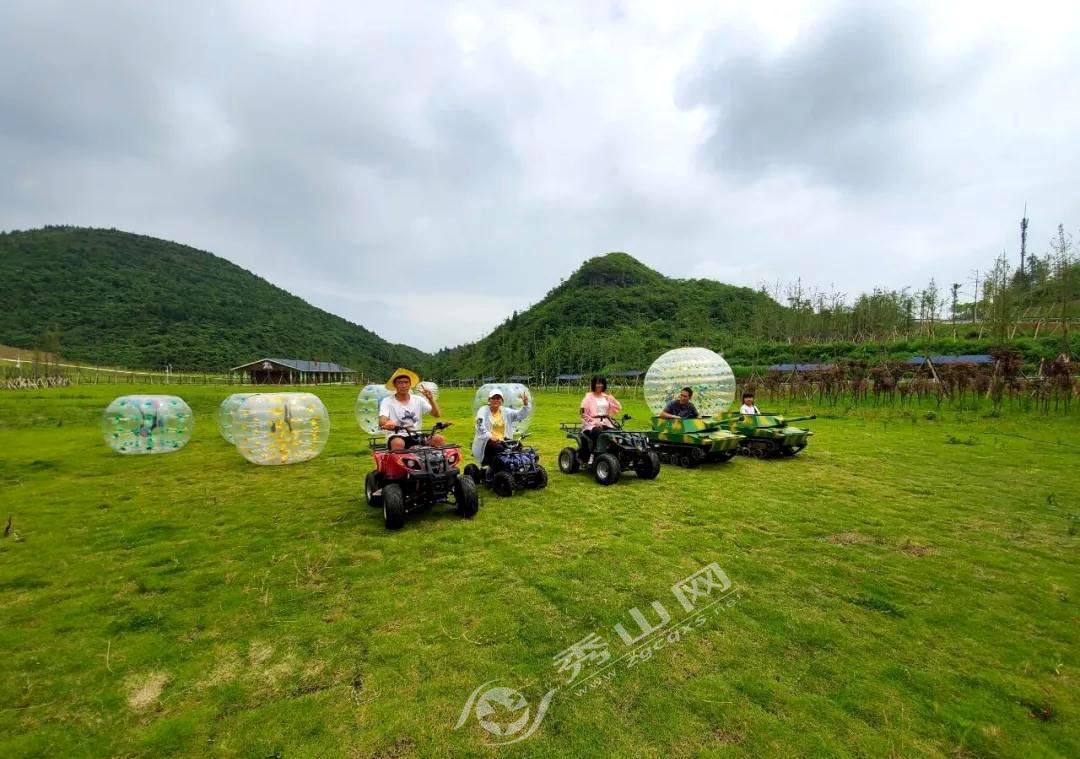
[594,453,621,486]
[383,484,405,530]
[534,465,549,489]
[455,475,479,517]
[463,463,481,484]
[365,471,382,507]
[558,447,580,474]
[492,471,515,498]
[635,451,661,480]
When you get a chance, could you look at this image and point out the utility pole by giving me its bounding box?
[970,270,981,323]
[1019,203,1029,278]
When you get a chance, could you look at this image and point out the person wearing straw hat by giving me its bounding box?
[379,368,444,450]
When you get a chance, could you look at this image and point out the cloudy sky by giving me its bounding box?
[2,0,1078,351]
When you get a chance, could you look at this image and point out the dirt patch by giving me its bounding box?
[711,728,743,745]
[364,737,417,759]
[202,648,242,687]
[897,540,935,556]
[248,641,274,666]
[127,671,169,711]
[825,532,877,545]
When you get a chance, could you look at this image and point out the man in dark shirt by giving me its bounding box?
[659,387,699,419]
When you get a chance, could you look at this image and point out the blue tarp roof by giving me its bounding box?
[481,375,497,382]
[907,355,993,366]
[768,363,836,372]
[508,374,532,381]
[612,370,644,377]
[556,373,584,380]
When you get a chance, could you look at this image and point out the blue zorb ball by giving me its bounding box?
[102,395,193,454]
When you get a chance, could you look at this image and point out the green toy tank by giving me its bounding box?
[717,413,816,458]
[647,416,744,467]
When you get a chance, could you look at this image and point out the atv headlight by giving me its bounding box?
[446,450,460,466]
[402,456,422,471]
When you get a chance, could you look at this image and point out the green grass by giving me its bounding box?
[0,386,1077,758]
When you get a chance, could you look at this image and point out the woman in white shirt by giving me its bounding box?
[739,392,761,415]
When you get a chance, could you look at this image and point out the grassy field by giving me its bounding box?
[0,385,1077,758]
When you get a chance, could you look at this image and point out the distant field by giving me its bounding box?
[0,386,1077,758]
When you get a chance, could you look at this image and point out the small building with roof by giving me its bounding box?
[231,358,356,385]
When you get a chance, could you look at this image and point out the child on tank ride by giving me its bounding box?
[740,392,761,415]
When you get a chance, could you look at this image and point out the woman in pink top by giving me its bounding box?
[580,375,622,463]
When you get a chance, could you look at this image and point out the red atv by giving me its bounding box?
[364,422,479,529]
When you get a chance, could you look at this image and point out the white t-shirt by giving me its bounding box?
[379,394,433,438]
[740,404,760,415]
[595,396,609,417]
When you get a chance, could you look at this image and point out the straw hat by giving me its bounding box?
[385,367,421,390]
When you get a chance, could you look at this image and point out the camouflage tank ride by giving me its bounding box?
[718,413,816,458]
[647,416,743,467]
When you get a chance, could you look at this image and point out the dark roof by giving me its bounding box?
[612,370,644,377]
[768,363,836,372]
[508,374,532,381]
[481,375,497,382]
[556,373,584,380]
[906,355,993,366]
[231,357,355,373]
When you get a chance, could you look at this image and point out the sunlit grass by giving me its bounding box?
[0,386,1077,758]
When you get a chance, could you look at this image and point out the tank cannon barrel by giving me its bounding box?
[781,414,817,423]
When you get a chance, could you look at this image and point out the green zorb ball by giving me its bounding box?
[217,393,256,445]
[355,384,392,435]
[473,382,533,435]
[102,395,193,454]
[645,347,736,417]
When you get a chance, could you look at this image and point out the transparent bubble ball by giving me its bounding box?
[234,392,329,465]
[355,384,392,435]
[415,381,439,400]
[217,393,256,445]
[102,395,193,454]
[472,382,533,435]
[644,347,735,417]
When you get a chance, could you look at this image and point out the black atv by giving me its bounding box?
[557,414,661,486]
[364,422,479,529]
[463,437,548,497]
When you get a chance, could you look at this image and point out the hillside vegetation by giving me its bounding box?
[0,227,426,375]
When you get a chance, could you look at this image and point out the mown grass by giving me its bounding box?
[0,385,1077,758]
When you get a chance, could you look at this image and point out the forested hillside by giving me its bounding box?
[0,227,427,375]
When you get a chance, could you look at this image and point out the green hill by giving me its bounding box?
[0,226,428,375]
[429,252,780,378]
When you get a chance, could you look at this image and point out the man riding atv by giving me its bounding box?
[378,368,444,450]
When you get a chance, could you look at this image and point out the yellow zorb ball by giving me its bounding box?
[102,395,193,454]
[644,347,735,417]
[234,393,329,465]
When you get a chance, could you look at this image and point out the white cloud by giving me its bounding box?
[1,0,1078,351]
